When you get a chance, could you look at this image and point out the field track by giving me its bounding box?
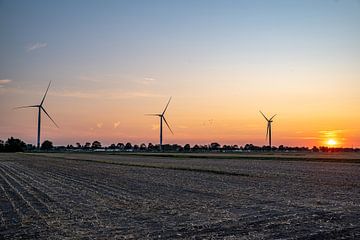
[0,152,360,239]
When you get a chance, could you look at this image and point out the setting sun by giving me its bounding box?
[326,139,337,147]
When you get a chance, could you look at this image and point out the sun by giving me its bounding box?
[326,139,337,146]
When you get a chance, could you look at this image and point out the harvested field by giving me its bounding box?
[0,152,360,239]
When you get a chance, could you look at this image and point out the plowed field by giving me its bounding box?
[1,153,359,239]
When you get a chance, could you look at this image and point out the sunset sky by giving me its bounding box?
[1,0,359,147]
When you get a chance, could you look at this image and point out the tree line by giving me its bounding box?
[1,137,359,153]
[0,137,54,152]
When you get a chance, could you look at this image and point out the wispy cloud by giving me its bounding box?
[26,42,48,52]
[114,121,121,128]
[136,77,156,85]
[51,89,164,100]
[96,122,103,128]
[301,137,321,140]
[319,129,346,138]
[0,79,12,88]
[77,74,122,83]
[319,129,346,134]
[77,75,101,83]
[0,79,12,84]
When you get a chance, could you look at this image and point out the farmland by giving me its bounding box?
[0,152,360,239]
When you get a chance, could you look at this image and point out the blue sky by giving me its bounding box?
[1,0,359,83]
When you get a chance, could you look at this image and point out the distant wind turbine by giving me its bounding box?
[259,111,276,149]
[146,97,173,151]
[14,81,59,149]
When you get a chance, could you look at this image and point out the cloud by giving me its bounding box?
[144,77,155,82]
[319,129,345,134]
[0,79,12,88]
[96,122,103,128]
[51,89,164,100]
[301,137,321,140]
[77,75,101,83]
[114,121,121,128]
[136,77,156,85]
[319,129,346,138]
[26,42,48,52]
[0,79,12,84]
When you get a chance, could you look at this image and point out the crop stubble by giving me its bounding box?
[0,153,360,239]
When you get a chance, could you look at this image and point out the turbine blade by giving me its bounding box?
[40,81,51,106]
[270,114,277,121]
[162,97,172,115]
[41,106,59,128]
[13,105,39,110]
[259,111,269,121]
[266,124,269,140]
[163,116,174,135]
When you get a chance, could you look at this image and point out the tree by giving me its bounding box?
[148,143,154,151]
[109,143,116,149]
[117,143,124,150]
[91,141,101,149]
[124,142,132,150]
[0,140,4,152]
[66,144,74,149]
[140,143,147,151]
[192,145,200,151]
[184,144,191,152]
[209,142,220,151]
[84,142,91,149]
[41,140,53,150]
[76,142,82,148]
[4,137,26,152]
[312,146,319,152]
[169,144,183,152]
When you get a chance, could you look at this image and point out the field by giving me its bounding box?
[0,152,360,239]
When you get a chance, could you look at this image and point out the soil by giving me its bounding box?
[0,152,359,239]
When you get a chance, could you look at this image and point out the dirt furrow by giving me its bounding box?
[44,169,142,203]
[0,163,52,219]
[0,167,36,221]
[0,162,55,211]
[0,178,21,226]
[1,153,360,239]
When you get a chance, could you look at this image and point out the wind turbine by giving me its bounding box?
[259,111,276,149]
[14,81,59,149]
[146,97,173,151]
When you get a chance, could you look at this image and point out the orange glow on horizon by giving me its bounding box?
[326,139,337,147]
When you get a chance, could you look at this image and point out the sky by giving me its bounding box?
[0,0,360,147]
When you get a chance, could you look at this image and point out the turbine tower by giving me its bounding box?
[259,111,276,149]
[15,81,59,149]
[146,97,173,151]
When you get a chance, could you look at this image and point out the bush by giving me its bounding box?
[4,137,26,152]
[41,140,53,150]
